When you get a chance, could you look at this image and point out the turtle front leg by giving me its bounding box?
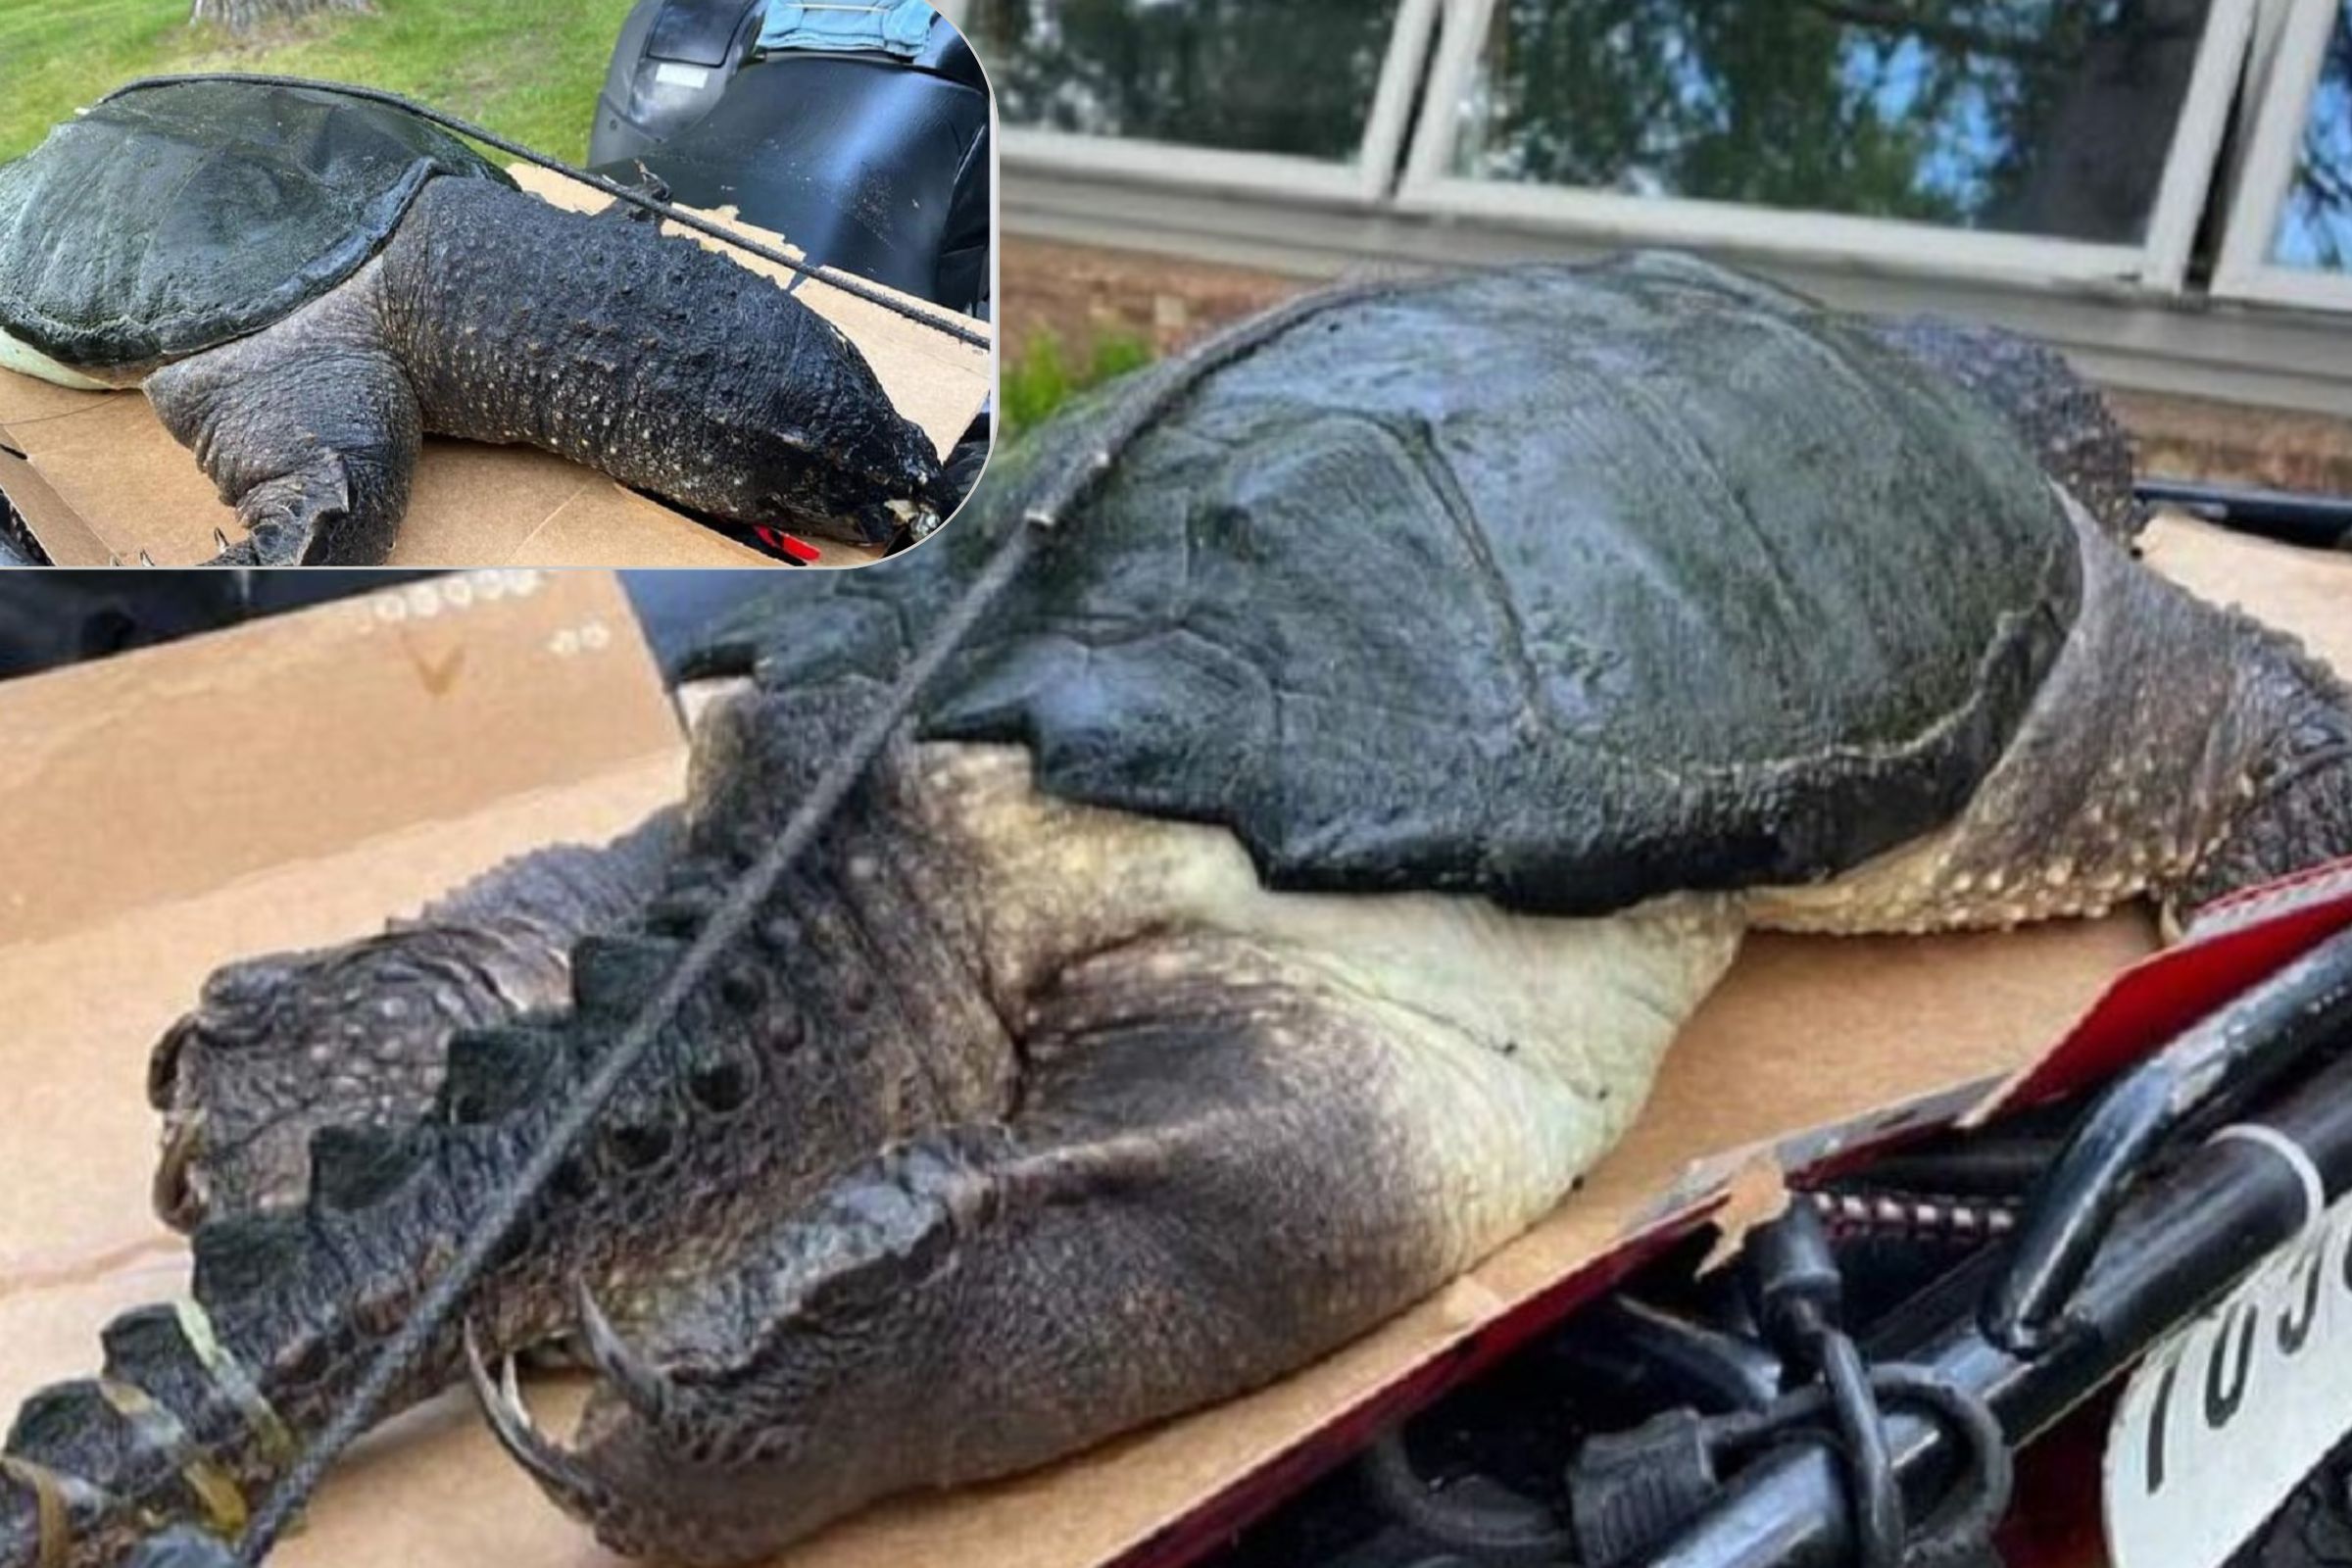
[144,259,420,566]
[475,929,1695,1566]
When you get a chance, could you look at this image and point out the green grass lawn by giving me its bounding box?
[1003,326,1156,439]
[0,0,642,163]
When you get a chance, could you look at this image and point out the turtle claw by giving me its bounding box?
[233,512,321,567]
[574,1282,677,1429]
[203,533,269,567]
[463,1321,606,1524]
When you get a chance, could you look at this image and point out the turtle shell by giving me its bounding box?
[0,79,512,372]
[707,254,2083,916]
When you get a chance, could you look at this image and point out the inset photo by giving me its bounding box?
[0,0,995,567]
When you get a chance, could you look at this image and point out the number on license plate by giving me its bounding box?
[2105,1193,2352,1568]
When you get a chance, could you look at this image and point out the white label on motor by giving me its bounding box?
[655,62,711,90]
[2104,1189,2352,1568]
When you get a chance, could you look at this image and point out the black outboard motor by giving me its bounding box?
[591,0,770,170]
[589,0,992,317]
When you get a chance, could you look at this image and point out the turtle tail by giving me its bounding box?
[0,877,699,1567]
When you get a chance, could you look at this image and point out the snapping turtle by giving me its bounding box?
[0,78,946,564]
[5,255,2349,1568]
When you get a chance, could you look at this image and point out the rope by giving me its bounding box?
[175,1298,298,1470]
[96,74,992,351]
[96,1382,249,1538]
[1359,1427,1575,1564]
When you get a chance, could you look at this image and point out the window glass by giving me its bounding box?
[963,0,1407,161]
[2273,1,2352,271]
[1452,0,2215,245]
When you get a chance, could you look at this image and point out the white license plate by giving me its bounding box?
[2104,1191,2352,1568]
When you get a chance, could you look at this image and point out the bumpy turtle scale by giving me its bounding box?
[146,810,682,1233]
[3,256,2348,1568]
[0,80,946,564]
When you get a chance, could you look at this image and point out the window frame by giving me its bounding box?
[2213,0,2352,310]
[1396,0,2259,292]
[946,0,1444,204]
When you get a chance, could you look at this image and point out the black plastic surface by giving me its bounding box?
[0,573,437,680]
[594,50,990,309]
[591,0,767,168]
[590,2,991,311]
[650,0,761,67]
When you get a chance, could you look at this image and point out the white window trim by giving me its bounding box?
[969,0,1443,206]
[1396,0,2257,294]
[2214,0,2352,310]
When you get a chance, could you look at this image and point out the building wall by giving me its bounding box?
[1004,236,2352,496]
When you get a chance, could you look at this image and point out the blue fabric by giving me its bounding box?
[759,0,936,56]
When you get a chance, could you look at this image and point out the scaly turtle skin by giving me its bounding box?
[0,80,946,564]
[146,810,681,1232]
[4,256,2347,1568]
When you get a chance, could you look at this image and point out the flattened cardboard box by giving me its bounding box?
[0,166,993,568]
[0,522,2344,1568]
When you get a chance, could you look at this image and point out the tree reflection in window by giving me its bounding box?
[964,0,1406,162]
[1454,0,2212,245]
[2276,2,2352,272]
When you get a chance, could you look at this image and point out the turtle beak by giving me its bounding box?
[887,497,941,546]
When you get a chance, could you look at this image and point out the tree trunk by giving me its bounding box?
[189,0,369,33]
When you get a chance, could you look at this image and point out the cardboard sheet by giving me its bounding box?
[0,522,2342,1568]
[0,169,993,569]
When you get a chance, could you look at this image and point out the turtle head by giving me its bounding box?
[748,432,944,550]
[147,934,509,1231]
